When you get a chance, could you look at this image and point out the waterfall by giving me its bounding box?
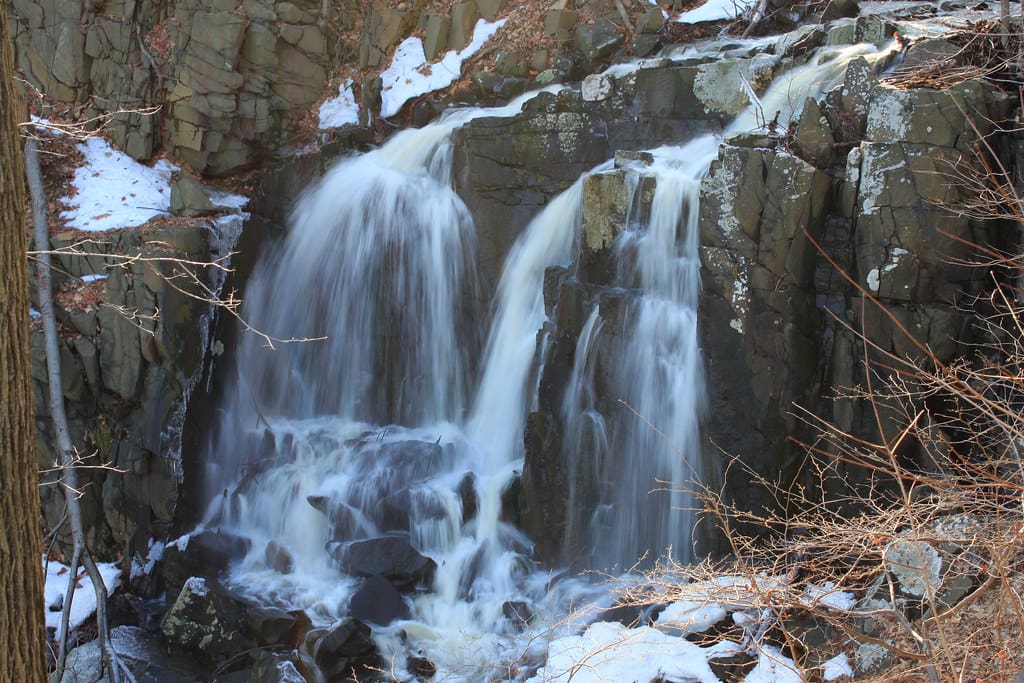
[196,39,893,681]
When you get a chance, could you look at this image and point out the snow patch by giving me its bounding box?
[208,188,250,211]
[802,582,856,610]
[866,247,908,292]
[526,621,722,683]
[183,576,209,597]
[171,532,192,552]
[318,79,359,129]
[656,600,728,634]
[61,136,178,232]
[673,0,755,24]
[744,645,803,682]
[31,115,65,136]
[380,19,505,117]
[129,538,166,580]
[823,652,854,680]
[44,556,121,638]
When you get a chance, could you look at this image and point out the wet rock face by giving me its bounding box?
[453,67,725,303]
[516,38,1011,562]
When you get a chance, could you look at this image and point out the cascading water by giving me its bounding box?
[198,38,892,681]
[553,41,893,572]
[582,141,721,571]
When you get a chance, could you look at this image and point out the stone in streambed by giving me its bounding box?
[335,534,436,590]
[349,574,411,624]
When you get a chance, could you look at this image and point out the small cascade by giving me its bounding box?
[557,139,720,570]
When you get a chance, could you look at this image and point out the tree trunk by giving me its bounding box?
[0,8,48,682]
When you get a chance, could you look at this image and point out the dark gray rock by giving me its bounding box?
[822,0,859,20]
[163,531,251,600]
[170,175,217,217]
[335,535,437,590]
[244,605,312,648]
[264,540,294,574]
[308,619,382,681]
[708,651,757,682]
[502,600,532,629]
[349,574,412,624]
[575,18,623,60]
[791,97,835,169]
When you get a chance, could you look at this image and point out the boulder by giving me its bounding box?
[170,174,217,217]
[575,18,623,61]
[335,535,437,590]
[865,80,992,149]
[161,577,251,658]
[899,37,959,70]
[162,530,251,600]
[264,540,294,574]
[475,0,509,20]
[502,600,533,629]
[822,0,859,20]
[580,168,639,284]
[581,73,613,102]
[408,656,437,678]
[423,13,450,60]
[791,97,835,169]
[349,574,412,624]
[883,540,942,599]
[544,9,579,35]
[850,141,983,305]
[693,54,778,118]
[450,2,481,51]
[214,653,307,683]
[823,57,877,142]
[308,619,382,681]
[637,7,666,33]
[456,472,478,523]
[244,606,312,648]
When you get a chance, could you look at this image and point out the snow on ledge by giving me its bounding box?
[672,0,754,24]
[318,79,360,130]
[61,137,178,232]
[380,18,506,118]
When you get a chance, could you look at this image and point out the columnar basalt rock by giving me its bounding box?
[32,218,241,565]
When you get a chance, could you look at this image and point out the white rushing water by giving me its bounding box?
[199,40,892,681]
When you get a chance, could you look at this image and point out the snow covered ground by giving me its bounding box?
[57,134,248,234]
[673,0,755,23]
[379,18,505,117]
[43,557,121,639]
[60,136,178,232]
[527,575,856,682]
[317,18,506,126]
[318,79,359,129]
